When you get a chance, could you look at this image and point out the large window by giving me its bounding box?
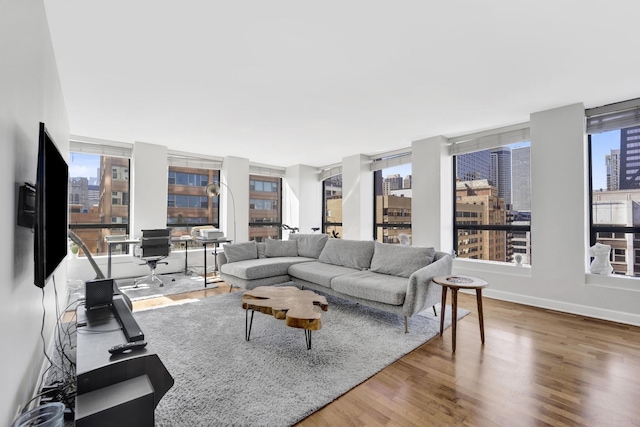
[167,166,219,237]
[249,175,282,241]
[68,153,130,256]
[589,123,640,276]
[453,138,532,264]
[322,174,342,238]
[374,166,412,244]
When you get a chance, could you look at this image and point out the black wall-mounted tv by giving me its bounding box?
[34,122,69,288]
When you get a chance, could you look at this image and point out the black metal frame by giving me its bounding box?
[372,170,412,242]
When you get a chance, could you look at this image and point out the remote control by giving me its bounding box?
[108,341,147,355]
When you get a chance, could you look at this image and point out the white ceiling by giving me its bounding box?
[43,0,640,169]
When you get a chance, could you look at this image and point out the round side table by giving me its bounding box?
[433,275,488,353]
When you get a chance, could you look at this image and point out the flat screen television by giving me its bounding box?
[34,122,69,288]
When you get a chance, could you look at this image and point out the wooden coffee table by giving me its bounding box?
[433,275,488,353]
[241,286,329,349]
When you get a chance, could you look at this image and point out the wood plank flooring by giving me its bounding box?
[295,293,640,427]
[133,284,640,427]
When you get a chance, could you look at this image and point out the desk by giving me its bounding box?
[433,275,488,353]
[106,237,140,279]
[193,237,232,287]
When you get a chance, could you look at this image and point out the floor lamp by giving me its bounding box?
[205,181,237,241]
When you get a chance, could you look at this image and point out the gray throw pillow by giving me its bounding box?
[318,239,375,270]
[223,241,258,263]
[288,234,329,258]
[369,242,435,278]
[265,239,298,257]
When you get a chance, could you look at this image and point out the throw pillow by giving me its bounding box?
[288,234,329,258]
[369,242,435,278]
[265,239,298,257]
[223,241,258,263]
[317,239,375,270]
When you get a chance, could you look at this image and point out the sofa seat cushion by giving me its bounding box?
[220,257,315,280]
[288,261,360,288]
[331,271,407,306]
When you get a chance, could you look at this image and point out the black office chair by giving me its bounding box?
[134,229,173,287]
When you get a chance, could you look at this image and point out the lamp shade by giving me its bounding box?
[205,183,220,197]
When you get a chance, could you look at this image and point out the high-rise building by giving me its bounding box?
[455,179,506,261]
[456,151,490,182]
[490,147,512,206]
[511,146,531,212]
[619,126,640,189]
[382,174,403,195]
[403,174,412,189]
[606,149,621,191]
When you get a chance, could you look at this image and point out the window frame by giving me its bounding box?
[452,145,531,264]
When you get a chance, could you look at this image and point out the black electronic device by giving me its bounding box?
[34,122,69,287]
[112,296,145,342]
[108,341,148,355]
[85,279,115,310]
[17,182,36,228]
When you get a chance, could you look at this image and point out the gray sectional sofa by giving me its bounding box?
[218,234,452,332]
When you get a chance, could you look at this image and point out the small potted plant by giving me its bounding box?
[70,243,79,258]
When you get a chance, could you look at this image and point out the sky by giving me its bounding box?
[68,152,99,179]
[591,129,620,191]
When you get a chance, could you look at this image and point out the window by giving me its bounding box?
[166,166,219,236]
[374,165,412,244]
[451,127,531,264]
[322,174,342,238]
[249,175,282,241]
[68,152,130,256]
[589,123,640,276]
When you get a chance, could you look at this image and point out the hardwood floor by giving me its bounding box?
[295,293,640,427]
[131,284,640,426]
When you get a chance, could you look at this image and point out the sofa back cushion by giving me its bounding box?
[369,242,435,278]
[288,233,329,259]
[318,239,375,270]
[257,242,267,259]
[265,239,298,257]
[224,241,258,263]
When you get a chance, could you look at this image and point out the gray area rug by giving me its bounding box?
[117,273,214,301]
[133,290,469,426]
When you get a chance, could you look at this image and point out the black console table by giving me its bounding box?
[75,296,173,426]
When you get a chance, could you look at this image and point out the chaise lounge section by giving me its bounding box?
[218,234,452,332]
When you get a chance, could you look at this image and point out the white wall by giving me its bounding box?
[131,141,169,236]
[0,0,70,424]
[412,135,452,249]
[284,165,322,236]
[223,156,249,242]
[342,154,373,240]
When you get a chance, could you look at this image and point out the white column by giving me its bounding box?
[530,103,587,286]
[342,154,373,240]
[284,164,322,236]
[222,156,249,242]
[411,136,452,250]
[131,141,168,236]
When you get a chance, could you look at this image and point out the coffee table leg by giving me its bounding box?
[245,309,254,341]
[451,288,458,353]
[305,329,312,350]
[476,288,485,344]
[439,286,447,336]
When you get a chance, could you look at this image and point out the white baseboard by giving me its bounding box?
[479,288,640,327]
